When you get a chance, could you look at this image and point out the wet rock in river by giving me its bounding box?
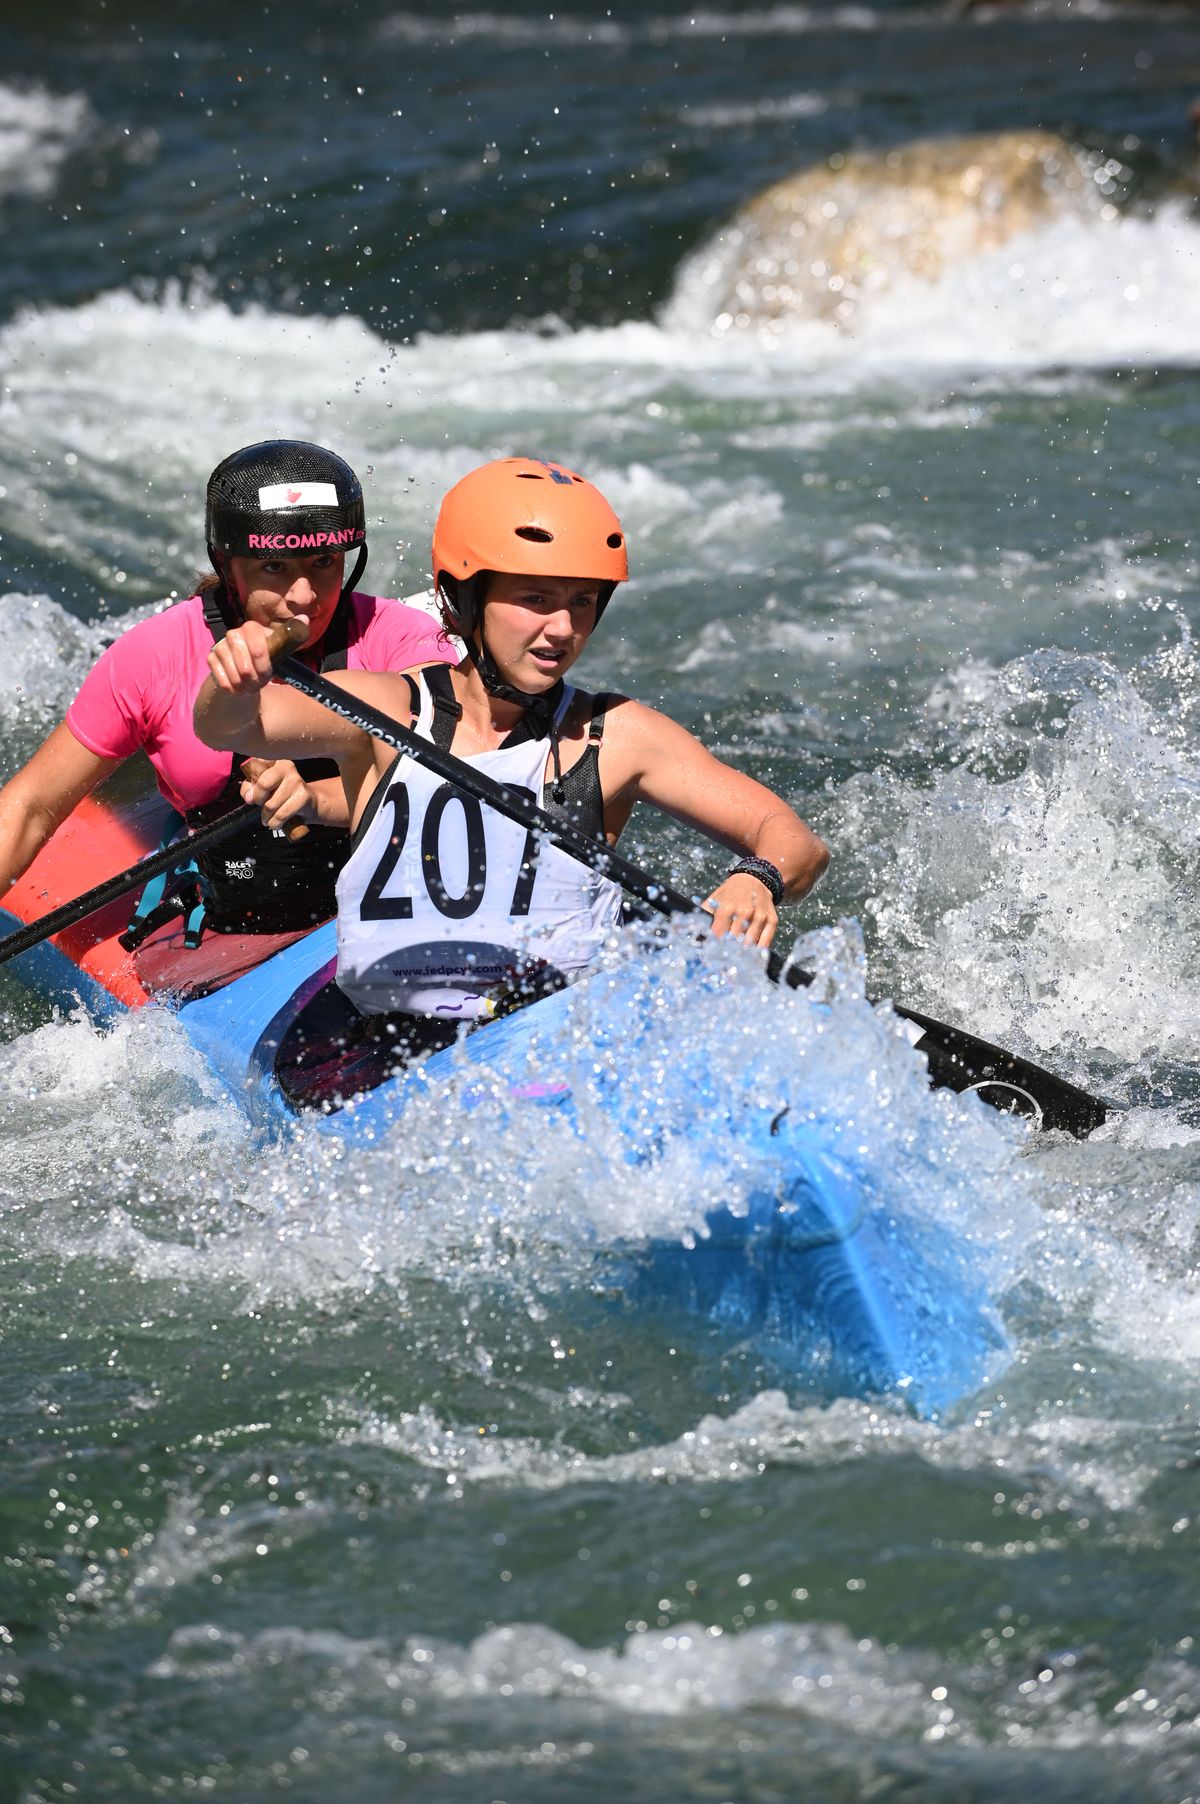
[669,130,1110,338]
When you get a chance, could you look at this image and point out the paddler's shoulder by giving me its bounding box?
[578,689,649,739]
[583,693,706,786]
[326,665,420,723]
[87,591,212,681]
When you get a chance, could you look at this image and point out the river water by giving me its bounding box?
[3,3,1200,1799]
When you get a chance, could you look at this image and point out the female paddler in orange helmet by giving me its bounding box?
[194,457,829,1029]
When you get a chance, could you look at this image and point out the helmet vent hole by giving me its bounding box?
[516,473,543,480]
[606,533,623,549]
[515,526,554,543]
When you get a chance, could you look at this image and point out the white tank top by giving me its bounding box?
[335,676,623,1019]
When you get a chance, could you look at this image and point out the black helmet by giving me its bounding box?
[205,440,368,606]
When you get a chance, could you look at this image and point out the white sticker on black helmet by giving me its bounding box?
[257,482,340,511]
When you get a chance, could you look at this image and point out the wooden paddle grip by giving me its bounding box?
[265,618,311,663]
[243,621,314,842]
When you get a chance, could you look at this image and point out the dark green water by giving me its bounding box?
[3,2,1200,1798]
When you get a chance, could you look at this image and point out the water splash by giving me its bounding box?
[1,928,1033,1318]
[139,1610,1200,1778]
[0,594,119,769]
[0,81,93,200]
[373,6,918,48]
[827,632,1200,1077]
[340,1384,1166,1517]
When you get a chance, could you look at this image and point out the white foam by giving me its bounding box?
[6,963,1191,1551]
[1088,1105,1200,1151]
[140,1612,952,1735]
[0,594,116,767]
[374,9,628,45]
[0,288,774,597]
[0,1007,245,1214]
[684,91,831,128]
[669,4,915,31]
[4,928,1035,1335]
[419,1618,941,1729]
[0,81,93,200]
[340,1383,1159,1514]
[2,243,1192,612]
[0,284,451,595]
[829,638,1200,1071]
[964,0,1121,15]
[374,6,911,47]
[2,207,1193,557]
[103,1485,333,1613]
[142,1610,1200,1760]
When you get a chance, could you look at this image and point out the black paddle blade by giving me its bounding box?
[772,960,1108,1139]
[895,1004,1109,1139]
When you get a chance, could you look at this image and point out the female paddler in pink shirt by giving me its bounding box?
[0,441,453,988]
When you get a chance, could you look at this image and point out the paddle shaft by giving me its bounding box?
[0,800,276,969]
[269,649,697,923]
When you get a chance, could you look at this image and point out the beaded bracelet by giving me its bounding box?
[725,856,785,905]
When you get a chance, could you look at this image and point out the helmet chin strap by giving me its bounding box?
[205,548,243,634]
[469,629,569,800]
[341,543,368,603]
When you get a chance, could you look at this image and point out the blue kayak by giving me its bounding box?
[4,819,1010,1420]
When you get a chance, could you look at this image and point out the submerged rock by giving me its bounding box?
[669,130,1107,338]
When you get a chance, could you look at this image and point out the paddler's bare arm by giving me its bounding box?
[0,721,120,901]
[600,697,829,949]
[195,620,414,823]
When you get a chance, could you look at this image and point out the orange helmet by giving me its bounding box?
[432,457,628,635]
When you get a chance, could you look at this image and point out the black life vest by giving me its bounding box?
[185,585,356,932]
[418,662,609,839]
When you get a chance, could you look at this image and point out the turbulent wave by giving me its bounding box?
[140,1611,1200,1756]
[0,594,119,770]
[4,13,1199,1798]
[826,633,1200,1076]
[343,1383,1172,1516]
[0,80,93,201]
[0,1004,245,1211]
[683,89,835,128]
[0,195,1194,502]
[373,6,921,47]
[1,202,1197,619]
[6,918,1198,1440]
[4,191,1195,409]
